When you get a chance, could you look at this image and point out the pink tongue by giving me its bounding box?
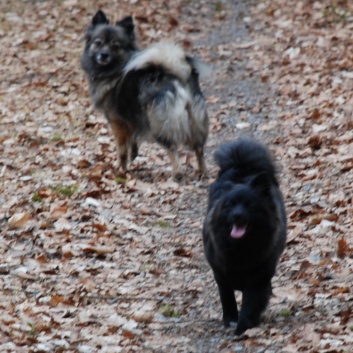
[231,225,246,239]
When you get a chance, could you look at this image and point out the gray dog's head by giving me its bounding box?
[81,10,138,78]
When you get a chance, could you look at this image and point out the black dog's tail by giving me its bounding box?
[215,138,278,182]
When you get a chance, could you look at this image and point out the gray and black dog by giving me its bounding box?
[81,10,209,179]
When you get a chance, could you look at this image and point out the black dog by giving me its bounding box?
[81,10,209,179]
[202,138,287,335]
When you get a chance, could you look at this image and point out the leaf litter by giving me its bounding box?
[1,0,353,352]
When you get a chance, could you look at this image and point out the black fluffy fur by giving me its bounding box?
[202,138,287,335]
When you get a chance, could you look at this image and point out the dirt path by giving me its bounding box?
[1,0,353,352]
[167,2,285,352]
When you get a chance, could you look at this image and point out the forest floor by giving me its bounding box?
[1,0,353,352]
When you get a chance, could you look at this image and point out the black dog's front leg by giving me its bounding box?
[235,283,271,335]
[215,275,238,327]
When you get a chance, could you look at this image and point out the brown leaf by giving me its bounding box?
[8,212,30,228]
[0,264,10,274]
[92,223,108,232]
[337,237,348,258]
[77,159,91,168]
[173,247,192,258]
[50,295,66,306]
[131,311,154,323]
[82,189,103,198]
[309,109,321,120]
[139,206,156,215]
[169,16,179,27]
[122,330,136,339]
[290,207,312,221]
[49,201,68,220]
[36,253,49,264]
[332,287,350,296]
[37,187,53,198]
[338,307,352,325]
[81,245,115,255]
[308,135,322,149]
[296,260,311,280]
[54,217,71,231]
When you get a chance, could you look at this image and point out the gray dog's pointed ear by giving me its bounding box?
[116,16,134,35]
[92,10,109,26]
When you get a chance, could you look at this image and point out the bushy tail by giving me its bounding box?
[124,42,190,81]
[124,41,211,82]
[186,56,212,81]
[215,138,278,181]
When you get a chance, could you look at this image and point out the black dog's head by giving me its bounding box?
[81,10,138,78]
[211,172,278,243]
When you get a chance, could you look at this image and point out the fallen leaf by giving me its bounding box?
[81,245,115,255]
[337,237,348,259]
[8,212,30,228]
[173,247,192,258]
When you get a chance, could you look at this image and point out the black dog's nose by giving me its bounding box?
[96,52,111,65]
[233,212,245,224]
[231,206,248,225]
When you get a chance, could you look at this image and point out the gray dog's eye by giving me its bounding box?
[111,43,121,51]
[93,39,103,47]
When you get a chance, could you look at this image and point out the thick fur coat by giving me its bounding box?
[81,10,209,179]
[202,138,287,335]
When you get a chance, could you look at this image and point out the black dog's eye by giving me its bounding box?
[243,200,252,209]
[111,43,121,51]
[93,39,103,47]
[223,199,233,208]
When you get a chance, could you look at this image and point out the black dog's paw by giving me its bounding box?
[235,317,254,336]
[223,314,238,328]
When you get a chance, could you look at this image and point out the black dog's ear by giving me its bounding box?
[220,181,234,192]
[208,181,234,208]
[92,10,109,26]
[116,16,134,35]
[250,172,272,197]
